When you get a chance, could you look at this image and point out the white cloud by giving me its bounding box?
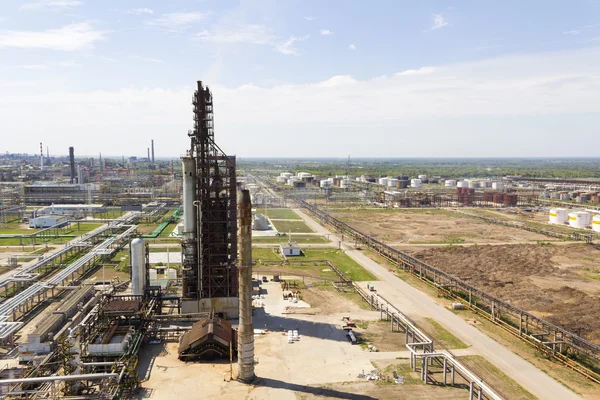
[275,35,309,55]
[395,66,436,76]
[0,23,106,51]
[427,14,448,31]
[3,47,600,157]
[20,0,82,11]
[148,12,207,30]
[196,24,274,45]
[320,29,333,35]
[128,8,154,15]
[303,16,316,21]
[131,55,164,63]
[348,44,356,50]
[196,25,309,55]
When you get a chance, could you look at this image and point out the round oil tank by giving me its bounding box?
[320,179,331,188]
[130,238,146,296]
[387,178,398,187]
[148,268,158,281]
[445,180,457,187]
[167,268,177,280]
[492,182,504,190]
[378,177,388,186]
[593,215,600,232]
[340,179,351,189]
[549,208,569,224]
[276,176,286,183]
[457,181,467,188]
[568,212,591,229]
[411,179,422,188]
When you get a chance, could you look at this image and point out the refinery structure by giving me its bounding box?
[0,81,600,400]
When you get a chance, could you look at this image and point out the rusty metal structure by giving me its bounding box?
[181,81,238,307]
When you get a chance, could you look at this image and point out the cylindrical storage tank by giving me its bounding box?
[167,268,177,280]
[148,268,158,281]
[320,179,331,188]
[182,157,196,234]
[445,180,457,187]
[130,238,146,296]
[549,208,569,224]
[276,176,286,183]
[503,194,518,206]
[281,172,292,178]
[396,180,409,189]
[418,174,427,180]
[411,179,422,188]
[387,178,398,187]
[569,212,591,229]
[468,181,479,189]
[560,193,571,200]
[493,193,504,203]
[492,182,504,190]
[378,177,387,186]
[593,215,600,232]
[457,180,467,188]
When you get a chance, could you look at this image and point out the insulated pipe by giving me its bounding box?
[182,157,197,233]
[237,189,255,383]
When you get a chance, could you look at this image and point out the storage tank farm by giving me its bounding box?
[180,81,239,316]
[593,214,600,232]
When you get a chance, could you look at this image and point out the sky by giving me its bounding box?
[1,0,600,159]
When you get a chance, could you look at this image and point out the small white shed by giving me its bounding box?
[280,242,301,257]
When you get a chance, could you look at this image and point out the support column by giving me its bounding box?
[443,359,447,385]
[469,382,474,400]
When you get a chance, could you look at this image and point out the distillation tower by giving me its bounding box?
[181,81,238,315]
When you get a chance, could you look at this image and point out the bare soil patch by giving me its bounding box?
[332,209,550,244]
[411,243,600,343]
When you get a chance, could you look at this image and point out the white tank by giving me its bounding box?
[340,179,351,189]
[445,180,457,187]
[468,180,479,189]
[492,182,504,190]
[148,268,158,281]
[130,238,146,296]
[457,181,467,188]
[182,157,196,234]
[281,172,292,178]
[549,208,569,224]
[418,175,427,180]
[320,180,331,188]
[378,178,387,186]
[167,268,177,280]
[411,179,422,188]
[276,176,286,183]
[593,215,600,232]
[569,212,591,229]
[387,178,398,187]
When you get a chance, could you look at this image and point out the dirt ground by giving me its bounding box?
[410,243,600,343]
[332,209,551,244]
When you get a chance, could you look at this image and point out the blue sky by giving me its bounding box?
[1,0,600,158]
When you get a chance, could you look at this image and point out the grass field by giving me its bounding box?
[419,317,468,349]
[253,248,284,262]
[300,248,376,281]
[256,208,301,220]
[253,234,329,244]
[271,220,314,233]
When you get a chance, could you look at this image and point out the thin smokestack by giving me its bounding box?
[151,139,155,163]
[69,147,75,183]
[237,189,255,383]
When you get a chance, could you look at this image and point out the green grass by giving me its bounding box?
[422,318,468,349]
[459,355,537,400]
[252,248,284,262]
[253,234,329,244]
[300,248,377,281]
[256,208,301,220]
[271,220,314,233]
[158,222,178,237]
[380,362,422,385]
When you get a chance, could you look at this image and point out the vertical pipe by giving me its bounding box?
[237,189,255,383]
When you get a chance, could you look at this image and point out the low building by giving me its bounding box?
[280,241,301,256]
[178,316,236,361]
[29,215,68,228]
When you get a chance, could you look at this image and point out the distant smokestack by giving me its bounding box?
[147,147,150,162]
[69,147,75,183]
[237,189,255,383]
[39,142,43,171]
[151,139,155,163]
[46,146,49,159]
[99,152,103,174]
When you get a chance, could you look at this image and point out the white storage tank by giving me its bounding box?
[130,238,146,296]
[492,182,504,191]
[569,212,591,229]
[593,215,600,232]
[468,180,479,189]
[167,268,177,280]
[418,175,427,180]
[444,180,457,187]
[387,178,398,187]
[276,176,286,183]
[411,179,422,188]
[378,177,387,186]
[148,268,158,281]
[549,208,569,224]
[320,179,331,188]
[457,181,467,188]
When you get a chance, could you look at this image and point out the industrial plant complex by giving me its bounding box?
[0,81,600,400]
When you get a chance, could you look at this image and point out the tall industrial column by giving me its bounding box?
[237,189,255,382]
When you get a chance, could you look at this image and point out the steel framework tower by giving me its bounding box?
[182,81,238,302]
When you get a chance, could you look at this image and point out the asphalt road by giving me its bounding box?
[293,208,582,400]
